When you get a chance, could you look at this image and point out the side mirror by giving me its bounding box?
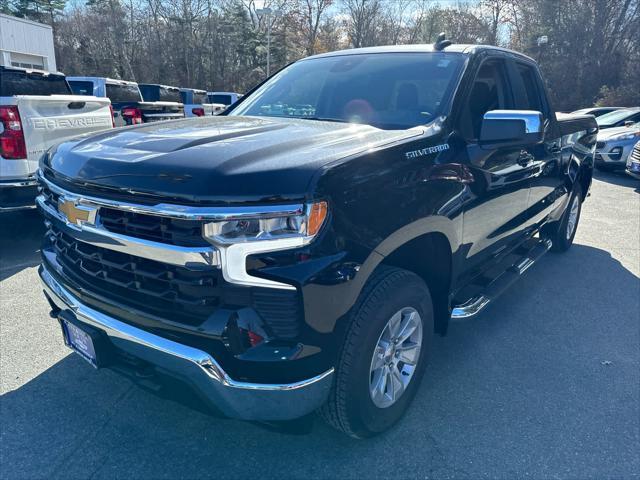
[623,120,634,127]
[479,110,544,147]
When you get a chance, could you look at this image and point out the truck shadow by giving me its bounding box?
[593,168,640,191]
[0,209,44,282]
[1,243,638,479]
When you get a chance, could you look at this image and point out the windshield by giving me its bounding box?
[0,70,71,96]
[231,52,465,130]
[597,109,638,127]
[183,91,208,104]
[68,80,94,96]
[210,94,233,105]
[106,83,142,103]
[193,91,208,104]
[159,87,181,103]
[139,85,181,103]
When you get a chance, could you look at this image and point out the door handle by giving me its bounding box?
[517,150,533,166]
[549,144,561,154]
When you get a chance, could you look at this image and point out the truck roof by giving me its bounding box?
[180,87,207,94]
[67,76,138,86]
[1,65,64,76]
[139,83,180,90]
[306,44,536,63]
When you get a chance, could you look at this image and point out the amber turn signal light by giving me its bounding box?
[308,201,328,236]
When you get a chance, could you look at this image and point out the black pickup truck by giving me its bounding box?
[37,40,597,438]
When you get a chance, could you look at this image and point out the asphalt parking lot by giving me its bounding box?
[1,171,639,479]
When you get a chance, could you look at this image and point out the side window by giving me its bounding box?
[68,81,94,96]
[515,63,544,113]
[459,59,512,140]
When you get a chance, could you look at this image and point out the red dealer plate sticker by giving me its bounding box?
[60,319,98,368]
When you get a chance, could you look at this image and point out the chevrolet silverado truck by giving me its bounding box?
[68,77,186,126]
[179,88,225,117]
[1,66,113,211]
[207,91,242,109]
[137,83,185,122]
[37,40,597,438]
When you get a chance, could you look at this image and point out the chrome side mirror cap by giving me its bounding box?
[480,110,544,147]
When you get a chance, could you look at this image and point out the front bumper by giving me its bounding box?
[595,139,637,170]
[626,165,640,180]
[39,265,334,421]
[0,178,38,211]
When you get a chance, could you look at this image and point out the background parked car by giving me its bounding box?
[596,107,640,129]
[68,77,186,125]
[625,141,640,179]
[137,83,185,121]
[1,66,113,211]
[595,122,640,171]
[571,107,625,117]
[207,91,242,109]
[179,88,225,117]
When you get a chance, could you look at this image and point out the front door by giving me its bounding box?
[455,55,533,283]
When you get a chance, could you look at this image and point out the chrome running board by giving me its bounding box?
[450,237,552,320]
[451,295,491,319]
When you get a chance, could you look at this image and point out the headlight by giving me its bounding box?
[203,201,328,244]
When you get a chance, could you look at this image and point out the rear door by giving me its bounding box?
[510,60,566,229]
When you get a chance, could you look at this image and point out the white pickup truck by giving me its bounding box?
[1,66,113,211]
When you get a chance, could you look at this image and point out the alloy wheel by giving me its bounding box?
[369,307,423,408]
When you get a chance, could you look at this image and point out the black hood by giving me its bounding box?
[44,116,421,205]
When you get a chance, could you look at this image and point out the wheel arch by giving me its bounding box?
[380,231,453,335]
[358,216,458,336]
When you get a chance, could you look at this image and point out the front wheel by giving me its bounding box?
[319,267,434,438]
[546,184,583,252]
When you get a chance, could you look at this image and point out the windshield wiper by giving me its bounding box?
[291,116,350,124]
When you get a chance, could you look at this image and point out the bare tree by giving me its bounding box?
[298,0,333,55]
[343,0,382,47]
[23,0,637,107]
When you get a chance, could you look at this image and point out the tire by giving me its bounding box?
[545,183,583,253]
[319,266,434,438]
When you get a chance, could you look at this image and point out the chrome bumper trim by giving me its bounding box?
[0,178,38,188]
[595,150,626,162]
[0,205,37,212]
[37,195,220,269]
[40,265,334,420]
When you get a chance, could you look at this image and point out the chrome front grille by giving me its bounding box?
[99,207,209,247]
[36,175,219,269]
[40,181,209,248]
[37,172,304,337]
[47,224,221,325]
[631,142,640,162]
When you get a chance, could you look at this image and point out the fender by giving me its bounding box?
[302,215,459,335]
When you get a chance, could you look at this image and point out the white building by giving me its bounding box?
[0,13,57,71]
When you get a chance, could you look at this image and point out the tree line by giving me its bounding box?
[3,0,639,111]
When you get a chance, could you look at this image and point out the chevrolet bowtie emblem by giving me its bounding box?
[58,198,98,226]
